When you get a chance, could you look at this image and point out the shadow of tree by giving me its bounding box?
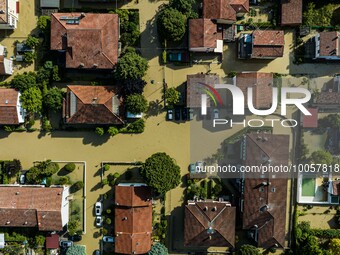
[145,99,164,118]
[91,182,103,192]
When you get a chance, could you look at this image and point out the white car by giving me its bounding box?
[19,174,25,184]
[95,202,102,216]
[95,216,103,227]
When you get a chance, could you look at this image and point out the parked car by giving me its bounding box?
[189,108,194,120]
[60,241,73,248]
[182,108,188,121]
[69,234,82,242]
[213,109,219,119]
[103,236,115,243]
[94,250,101,255]
[167,52,189,62]
[95,202,102,216]
[19,174,25,184]
[175,108,181,121]
[167,109,173,121]
[95,216,103,227]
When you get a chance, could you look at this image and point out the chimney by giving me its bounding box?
[80,13,86,18]
[123,217,127,220]
[16,192,20,195]
[212,206,217,212]
[79,63,84,68]
[24,221,28,225]
[6,221,10,225]
[204,206,208,211]
[93,63,98,68]
[5,100,8,104]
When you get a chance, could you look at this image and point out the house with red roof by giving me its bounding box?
[203,0,249,23]
[63,85,124,125]
[240,133,290,249]
[313,31,340,60]
[114,184,152,255]
[301,108,318,128]
[280,0,302,26]
[0,88,25,125]
[0,186,69,231]
[239,30,285,59]
[50,13,120,69]
[184,200,236,249]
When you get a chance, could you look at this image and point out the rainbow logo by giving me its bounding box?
[198,82,223,106]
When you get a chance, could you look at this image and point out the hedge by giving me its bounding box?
[310,229,340,239]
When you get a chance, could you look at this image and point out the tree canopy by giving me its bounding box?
[148,243,169,255]
[165,87,180,106]
[141,152,181,195]
[157,8,186,42]
[330,238,340,255]
[237,245,261,255]
[125,94,148,114]
[44,87,63,112]
[11,72,37,92]
[20,87,43,113]
[169,0,197,18]
[319,114,340,128]
[65,245,85,255]
[308,150,334,165]
[123,78,147,95]
[115,51,148,80]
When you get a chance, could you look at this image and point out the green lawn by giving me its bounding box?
[302,178,316,196]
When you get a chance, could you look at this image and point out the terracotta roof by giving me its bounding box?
[302,108,318,128]
[186,73,220,108]
[50,13,119,69]
[115,186,152,254]
[184,201,236,248]
[46,234,59,249]
[0,187,64,231]
[230,0,249,13]
[252,30,284,58]
[64,85,124,125]
[315,92,340,105]
[243,178,287,248]
[115,186,152,207]
[236,72,273,109]
[244,133,290,168]
[0,0,7,24]
[242,134,289,248]
[0,88,20,125]
[189,19,220,49]
[280,0,302,26]
[319,32,340,57]
[203,0,236,21]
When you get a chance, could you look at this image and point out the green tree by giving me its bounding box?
[123,78,147,95]
[158,8,186,42]
[165,87,180,106]
[148,243,169,255]
[11,72,37,92]
[20,87,43,113]
[23,51,37,64]
[169,0,197,18]
[25,35,40,48]
[35,235,45,247]
[141,152,181,195]
[44,87,63,112]
[37,16,51,31]
[95,127,105,136]
[330,238,340,255]
[52,65,61,81]
[308,150,333,165]
[26,166,41,184]
[105,217,111,224]
[71,181,84,192]
[4,159,22,178]
[319,114,340,128]
[65,245,86,255]
[125,94,148,114]
[115,51,148,80]
[108,126,119,136]
[64,163,76,172]
[237,245,261,255]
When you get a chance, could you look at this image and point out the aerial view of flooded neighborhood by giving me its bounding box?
[0,0,340,254]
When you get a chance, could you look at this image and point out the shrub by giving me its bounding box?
[103,164,110,172]
[110,179,116,186]
[95,127,105,136]
[105,218,112,224]
[106,209,111,214]
[65,163,76,172]
[25,36,40,48]
[23,51,37,64]
[58,176,70,185]
[71,181,84,193]
[37,16,51,31]
[68,220,80,236]
[120,119,145,133]
[46,176,52,187]
[108,126,119,136]
[114,172,120,179]
[102,228,108,235]
[35,235,45,247]
[42,117,52,132]
[102,179,109,186]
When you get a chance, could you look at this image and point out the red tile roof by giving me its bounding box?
[189,19,221,49]
[236,72,273,109]
[302,108,318,128]
[184,201,236,248]
[64,85,124,125]
[230,0,249,13]
[50,13,119,69]
[242,134,289,248]
[315,92,340,105]
[0,187,64,231]
[186,73,220,108]
[115,186,152,255]
[319,32,340,57]
[115,186,152,207]
[203,0,236,21]
[0,88,20,125]
[46,234,59,249]
[252,30,285,58]
[280,0,302,26]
